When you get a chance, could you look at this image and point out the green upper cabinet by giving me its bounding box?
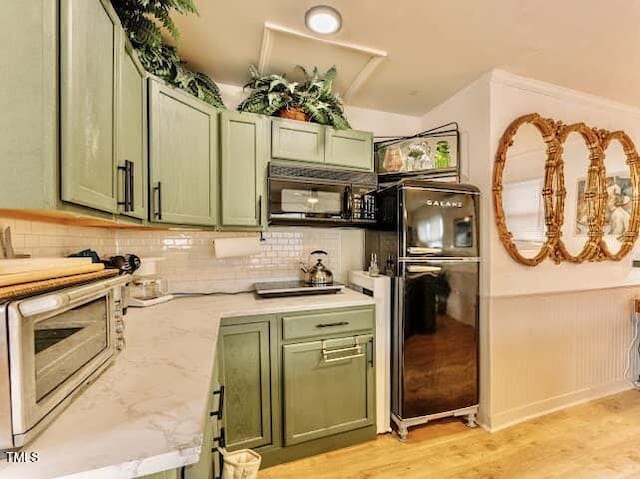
[271,119,324,164]
[270,118,374,171]
[219,111,268,229]
[0,0,57,209]
[282,335,375,446]
[218,316,278,451]
[60,0,120,213]
[116,41,147,219]
[148,78,219,226]
[325,128,373,171]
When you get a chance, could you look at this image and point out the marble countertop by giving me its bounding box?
[0,289,374,479]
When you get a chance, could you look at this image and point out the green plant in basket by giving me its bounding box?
[237,65,351,130]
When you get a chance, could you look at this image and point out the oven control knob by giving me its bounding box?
[114,310,123,319]
[116,337,126,351]
[116,323,125,334]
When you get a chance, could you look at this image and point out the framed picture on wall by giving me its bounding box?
[575,173,632,237]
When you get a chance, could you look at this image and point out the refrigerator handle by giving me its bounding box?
[406,265,442,273]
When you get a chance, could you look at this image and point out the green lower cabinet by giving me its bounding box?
[148,78,219,226]
[324,128,374,171]
[218,316,279,451]
[217,307,376,469]
[219,111,268,229]
[282,335,375,446]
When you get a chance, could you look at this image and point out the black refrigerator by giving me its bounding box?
[365,180,479,440]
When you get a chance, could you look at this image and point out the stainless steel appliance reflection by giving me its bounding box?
[365,180,479,440]
[0,276,129,449]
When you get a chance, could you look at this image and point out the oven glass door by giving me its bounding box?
[33,297,109,402]
[269,179,347,219]
[8,288,115,437]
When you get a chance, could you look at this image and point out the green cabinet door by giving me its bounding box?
[325,128,374,171]
[220,111,268,228]
[219,318,276,450]
[117,41,147,219]
[60,0,120,212]
[149,78,218,226]
[282,335,375,446]
[271,119,324,164]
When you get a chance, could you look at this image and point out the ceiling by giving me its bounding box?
[171,0,640,116]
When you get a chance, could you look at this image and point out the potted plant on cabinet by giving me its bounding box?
[111,0,225,108]
[237,65,351,129]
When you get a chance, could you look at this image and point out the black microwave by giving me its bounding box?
[268,163,378,226]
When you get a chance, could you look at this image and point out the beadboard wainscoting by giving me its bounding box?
[486,286,640,431]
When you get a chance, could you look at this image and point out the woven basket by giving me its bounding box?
[278,107,309,122]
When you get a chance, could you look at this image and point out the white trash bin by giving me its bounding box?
[221,448,261,479]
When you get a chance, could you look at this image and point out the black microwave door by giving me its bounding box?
[269,179,346,219]
[402,187,479,258]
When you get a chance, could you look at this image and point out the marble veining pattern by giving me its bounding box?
[0,289,374,479]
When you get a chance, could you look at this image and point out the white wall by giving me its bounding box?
[420,69,640,431]
[490,70,640,297]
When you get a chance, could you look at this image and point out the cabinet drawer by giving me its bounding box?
[282,307,374,341]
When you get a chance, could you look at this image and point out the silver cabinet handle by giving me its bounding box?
[321,341,364,363]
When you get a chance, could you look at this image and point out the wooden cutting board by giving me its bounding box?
[0,269,119,302]
[0,263,105,288]
[0,257,92,275]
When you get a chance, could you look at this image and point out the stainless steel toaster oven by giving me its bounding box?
[0,276,128,449]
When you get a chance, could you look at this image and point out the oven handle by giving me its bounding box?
[18,276,129,317]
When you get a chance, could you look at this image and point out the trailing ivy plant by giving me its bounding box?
[111,0,225,108]
[238,65,350,130]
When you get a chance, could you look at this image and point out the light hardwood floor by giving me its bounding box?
[261,390,640,478]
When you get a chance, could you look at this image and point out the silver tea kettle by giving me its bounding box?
[300,250,334,285]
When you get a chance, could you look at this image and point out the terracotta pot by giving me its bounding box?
[278,107,309,122]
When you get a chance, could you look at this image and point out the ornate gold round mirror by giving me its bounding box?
[596,130,640,261]
[553,123,605,263]
[493,113,561,266]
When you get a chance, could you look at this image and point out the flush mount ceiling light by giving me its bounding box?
[305,5,342,35]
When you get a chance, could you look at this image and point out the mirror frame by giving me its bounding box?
[552,123,606,263]
[595,130,640,261]
[493,113,561,266]
[494,114,640,266]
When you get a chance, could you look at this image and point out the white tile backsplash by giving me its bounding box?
[1,218,364,293]
[116,227,363,293]
[0,218,117,258]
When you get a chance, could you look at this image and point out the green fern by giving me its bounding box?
[111,0,225,109]
[237,65,350,129]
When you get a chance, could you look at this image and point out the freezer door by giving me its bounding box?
[402,186,479,258]
[393,260,479,420]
